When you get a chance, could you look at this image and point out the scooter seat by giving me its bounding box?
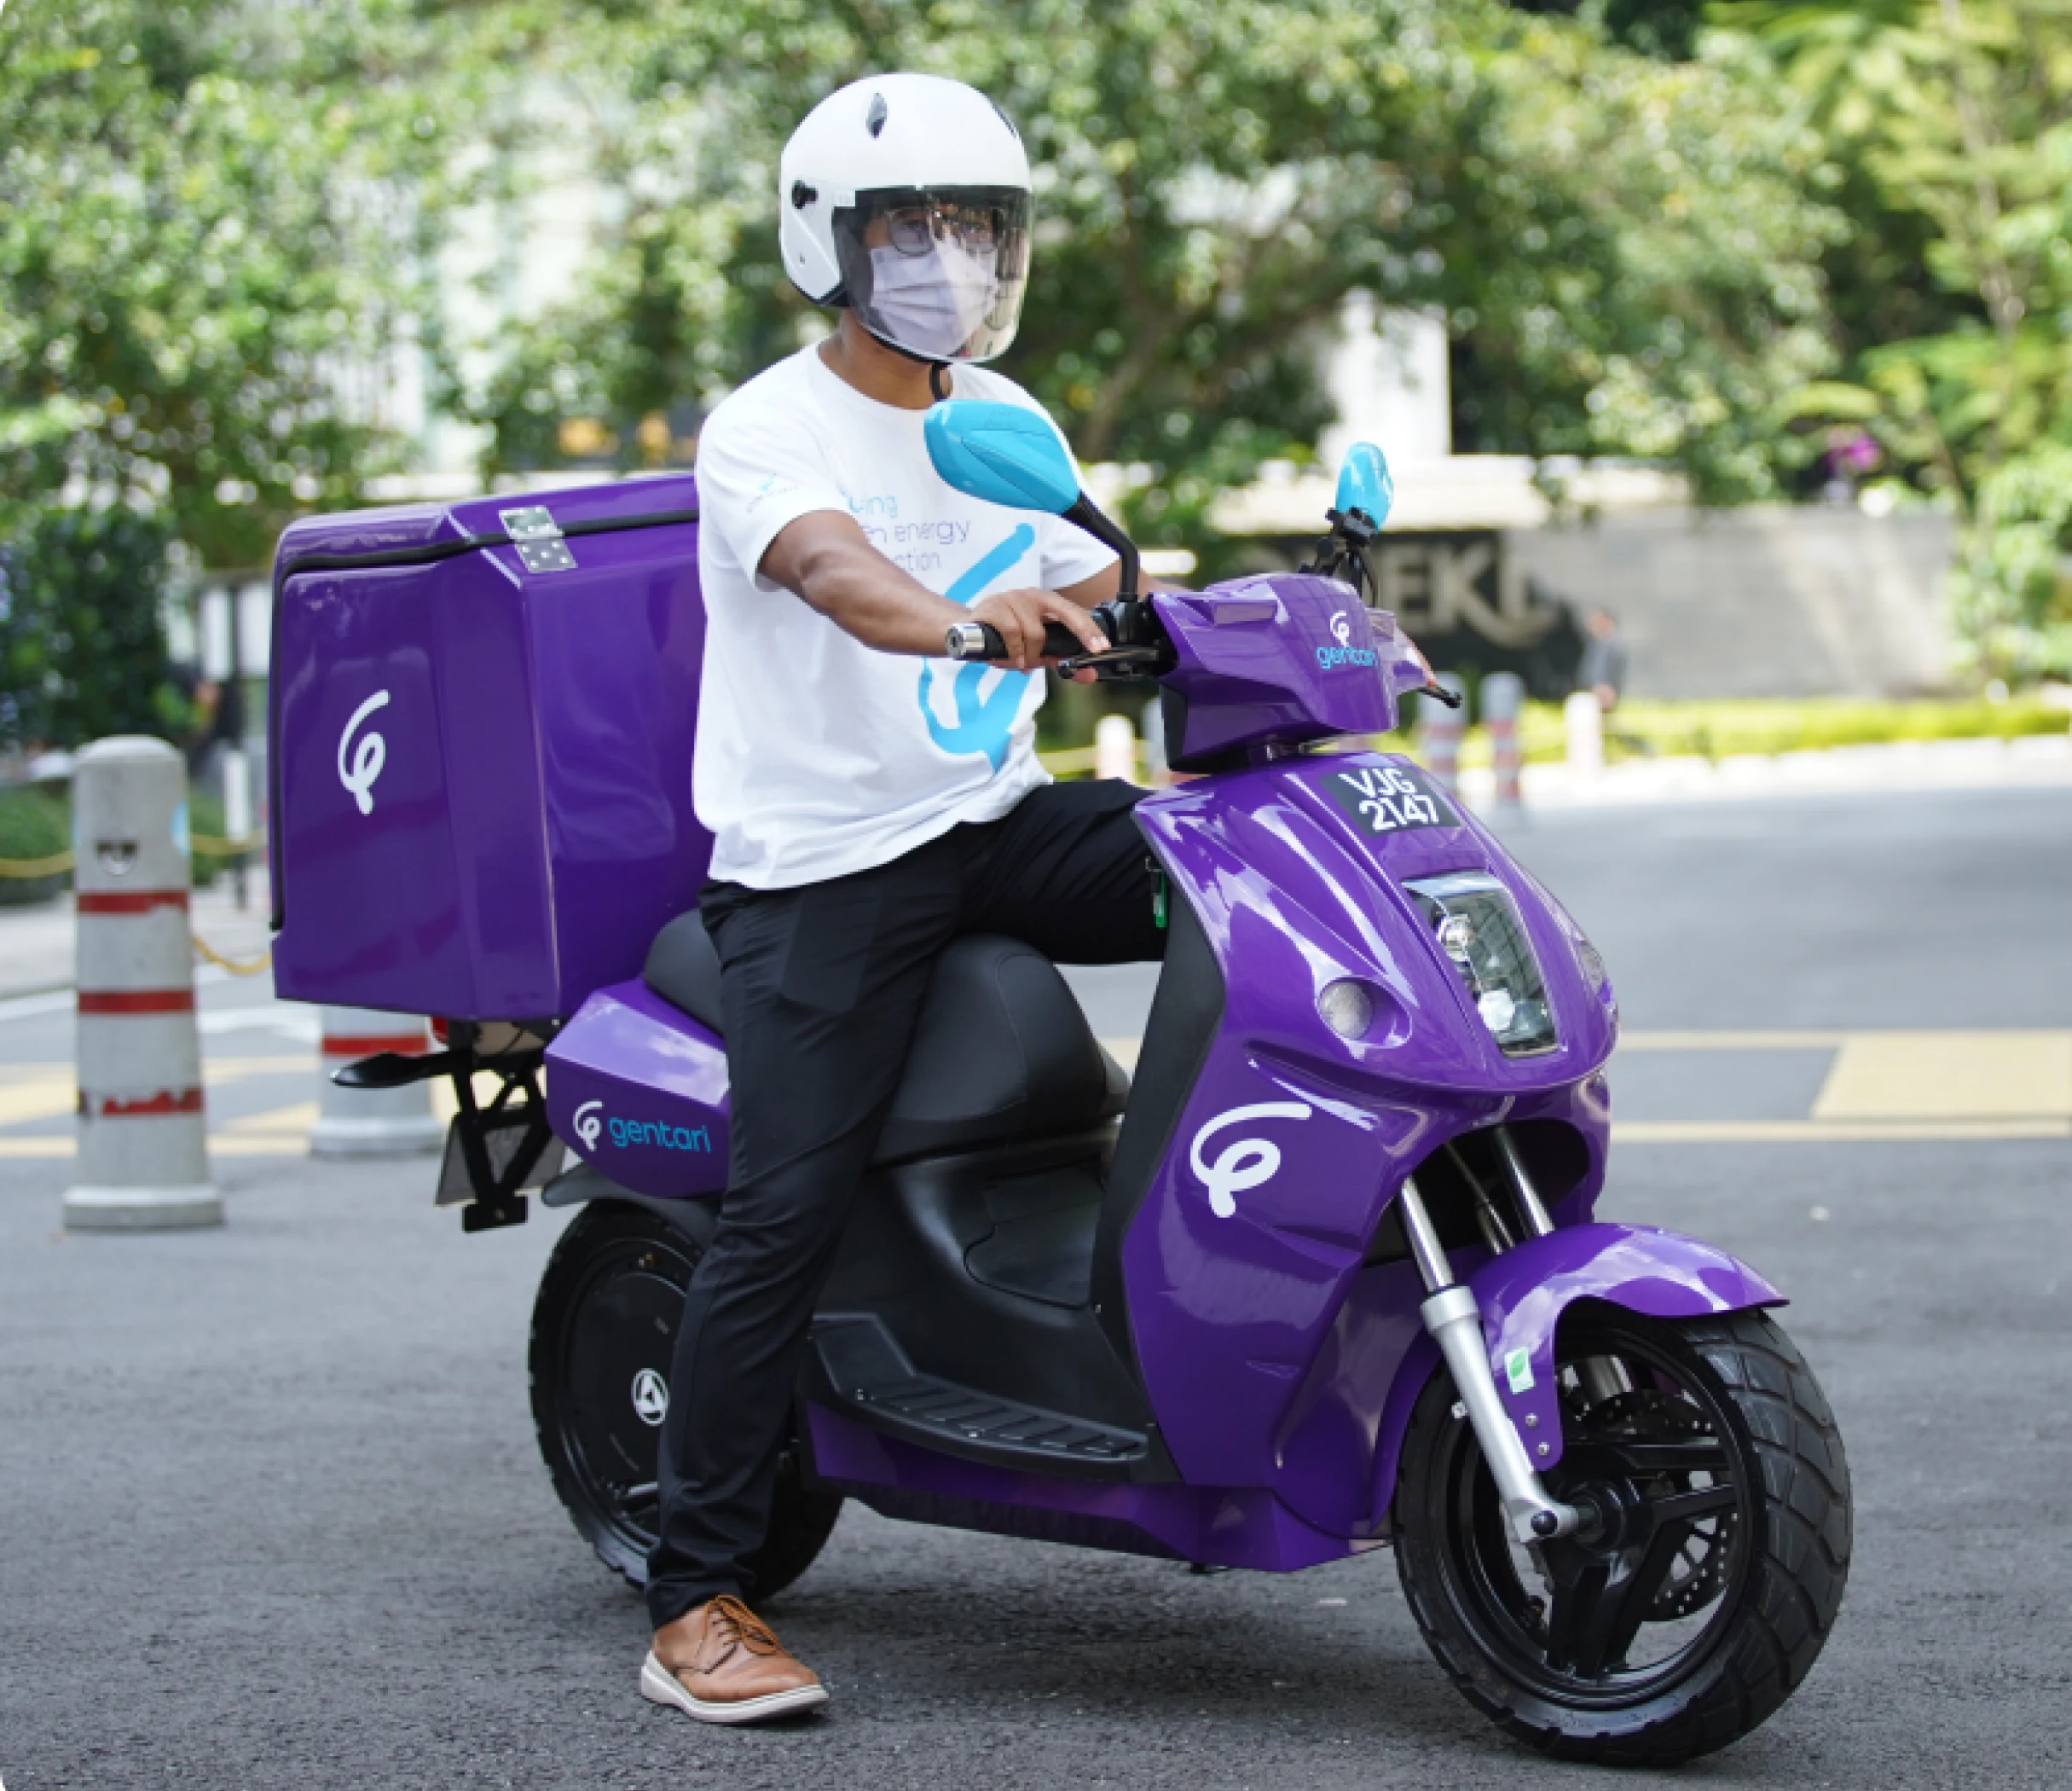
[640,917,1129,1165]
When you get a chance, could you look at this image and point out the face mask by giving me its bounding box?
[866,240,999,360]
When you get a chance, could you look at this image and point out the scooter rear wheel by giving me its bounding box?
[1394,1307,1849,1765]
[528,1199,843,1598]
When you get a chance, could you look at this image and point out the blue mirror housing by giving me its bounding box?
[923,400,1081,515]
[1334,442,1394,530]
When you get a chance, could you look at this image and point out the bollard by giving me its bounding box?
[1094,712,1139,784]
[1415,673,1467,792]
[63,737,222,1231]
[1565,689,1605,779]
[310,1007,444,1157]
[1483,672,1525,809]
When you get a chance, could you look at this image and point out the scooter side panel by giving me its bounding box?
[544,979,728,1198]
[1121,762,1614,1507]
[804,1406,1368,1572]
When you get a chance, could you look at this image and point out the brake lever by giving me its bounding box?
[1057,645,1166,679]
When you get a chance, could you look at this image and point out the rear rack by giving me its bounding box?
[333,1021,564,1231]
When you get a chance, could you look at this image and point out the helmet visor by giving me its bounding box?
[833,186,1032,364]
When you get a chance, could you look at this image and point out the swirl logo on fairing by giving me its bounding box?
[337,690,391,815]
[572,1100,604,1150]
[1332,611,1352,645]
[1189,1101,1314,1218]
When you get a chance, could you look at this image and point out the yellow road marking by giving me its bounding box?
[0,1083,75,1126]
[1812,1031,2072,1122]
[1616,1119,2071,1143]
[0,1133,310,1159]
[1618,1030,1848,1052]
[223,1101,321,1135]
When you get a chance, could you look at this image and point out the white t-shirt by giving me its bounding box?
[691,346,1117,890]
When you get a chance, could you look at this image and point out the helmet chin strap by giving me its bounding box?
[858,319,954,400]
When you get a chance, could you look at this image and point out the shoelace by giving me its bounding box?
[707,1594,784,1657]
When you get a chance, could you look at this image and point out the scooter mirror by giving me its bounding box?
[1334,442,1394,530]
[923,400,1081,516]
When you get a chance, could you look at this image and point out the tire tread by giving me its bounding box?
[1396,1307,1850,1766]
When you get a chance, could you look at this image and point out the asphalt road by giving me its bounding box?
[3,784,2068,1789]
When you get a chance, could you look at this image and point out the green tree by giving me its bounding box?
[1725,0,2072,676]
[0,0,478,569]
[454,0,1839,566]
[0,507,188,749]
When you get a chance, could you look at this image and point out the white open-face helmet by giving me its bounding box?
[778,72,1033,365]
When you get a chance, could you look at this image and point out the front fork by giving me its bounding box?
[1399,1127,1593,1545]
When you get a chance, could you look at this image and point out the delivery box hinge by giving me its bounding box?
[499,505,577,574]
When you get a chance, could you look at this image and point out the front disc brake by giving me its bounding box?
[1575,1388,1737,1620]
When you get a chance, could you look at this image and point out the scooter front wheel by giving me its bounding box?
[1394,1307,1849,1765]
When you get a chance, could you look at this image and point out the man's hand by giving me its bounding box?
[967,586,1108,677]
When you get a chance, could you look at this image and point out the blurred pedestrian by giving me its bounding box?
[1577,606,1627,713]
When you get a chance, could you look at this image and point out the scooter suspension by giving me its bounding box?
[1397,1174,1586,1545]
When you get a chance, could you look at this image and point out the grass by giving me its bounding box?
[1444,695,2072,768]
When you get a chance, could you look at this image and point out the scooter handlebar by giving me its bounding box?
[944,620,1086,663]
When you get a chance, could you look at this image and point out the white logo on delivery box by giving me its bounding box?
[338,690,391,815]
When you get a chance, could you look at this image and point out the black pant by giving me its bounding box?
[646,780,1166,1623]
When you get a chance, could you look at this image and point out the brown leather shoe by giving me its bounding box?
[641,1595,828,1724]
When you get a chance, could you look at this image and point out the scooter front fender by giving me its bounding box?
[1375,1222,1782,1498]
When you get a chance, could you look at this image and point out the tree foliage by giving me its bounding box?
[450,0,1838,564]
[0,0,473,567]
[1723,0,2072,675]
[0,507,188,750]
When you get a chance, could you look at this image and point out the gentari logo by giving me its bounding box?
[571,1098,712,1155]
[1315,610,1378,672]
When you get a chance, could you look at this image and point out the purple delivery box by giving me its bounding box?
[267,476,708,1021]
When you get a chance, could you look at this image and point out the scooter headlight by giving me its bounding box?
[1404,872,1560,1057]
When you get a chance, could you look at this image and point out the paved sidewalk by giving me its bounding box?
[0,878,275,1002]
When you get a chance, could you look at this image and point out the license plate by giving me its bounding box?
[1314,760,1458,835]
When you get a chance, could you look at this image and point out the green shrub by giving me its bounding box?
[0,783,68,862]
[0,507,194,752]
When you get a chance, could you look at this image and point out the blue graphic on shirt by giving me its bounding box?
[918,524,1038,771]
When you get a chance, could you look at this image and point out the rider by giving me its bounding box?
[640,72,1167,1724]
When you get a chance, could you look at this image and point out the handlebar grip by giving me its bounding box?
[944,621,1090,663]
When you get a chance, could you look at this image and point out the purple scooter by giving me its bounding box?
[276,410,1848,1765]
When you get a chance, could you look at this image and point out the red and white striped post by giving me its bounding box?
[1415,672,1467,793]
[63,737,222,1231]
[310,1008,443,1157]
[1483,671,1525,810]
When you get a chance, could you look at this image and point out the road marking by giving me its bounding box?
[1812,1031,2072,1122]
[223,1101,321,1133]
[1103,1028,2072,1136]
[1616,1119,2071,1144]
[0,1060,314,1129]
[1619,1030,1849,1051]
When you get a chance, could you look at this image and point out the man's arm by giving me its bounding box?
[760,511,1108,673]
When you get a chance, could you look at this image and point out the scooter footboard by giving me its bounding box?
[1373,1222,1782,1510]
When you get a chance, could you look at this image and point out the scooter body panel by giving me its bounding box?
[1117,759,1617,1515]
[544,978,729,1197]
[804,1405,1376,1572]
